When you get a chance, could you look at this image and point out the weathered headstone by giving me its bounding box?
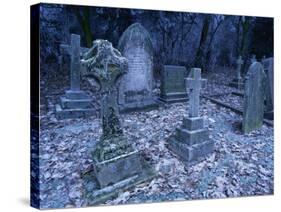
[55,34,95,119]
[167,68,214,165]
[229,56,244,89]
[159,65,188,103]
[81,40,155,204]
[117,23,158,112]
[262,57,274,120]
[242,62,266,133]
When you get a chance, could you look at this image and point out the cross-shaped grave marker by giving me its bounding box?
[60,34,82,91]
[55,34,95,119]
[185,68,207,117]
[80,40,155,193]
[167,67,214,165]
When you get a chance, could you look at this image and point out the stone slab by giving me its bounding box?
[65,90,90,100]
[182,117,204,131]
[168,138,214,164]
[93,151,143,188]
[82,154,156,205]
[55,104,95,119]
[60,96,93,109]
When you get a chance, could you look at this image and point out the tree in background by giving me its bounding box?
[69,6,93,48]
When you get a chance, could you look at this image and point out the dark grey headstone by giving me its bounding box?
[242,62,266,133]
[117,23,157,112]
[159,65,188,103]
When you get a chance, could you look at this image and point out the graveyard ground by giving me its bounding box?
[38,67,273,208]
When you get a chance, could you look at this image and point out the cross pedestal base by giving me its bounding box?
[55,90,95,119]
[167,116,214,165]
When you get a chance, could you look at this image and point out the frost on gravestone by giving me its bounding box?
[242,62,266,133]
[80,39,155,205]
[117,23,158,112]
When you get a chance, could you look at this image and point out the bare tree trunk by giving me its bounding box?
[194,15,211,71]
[75,7,93,47]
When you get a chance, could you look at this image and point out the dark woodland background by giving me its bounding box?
[39,3,273,92]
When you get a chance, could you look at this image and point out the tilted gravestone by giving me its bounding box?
[242,62,266,133]
[262,57,274,120]
[117,23,158,112]
[167,68,214,165]
[229,56,244,89]
[159,65,188,103]
[55,34,95,119]
[81,40,155,204]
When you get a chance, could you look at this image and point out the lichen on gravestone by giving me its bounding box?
[81,39,133,161]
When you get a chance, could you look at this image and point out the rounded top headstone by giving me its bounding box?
[118,23,153,55]
[247,62,263,75]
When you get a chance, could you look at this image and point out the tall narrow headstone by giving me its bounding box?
[55,34,95,119]
[159,65,188,103]
[242,62,266,133]
[229,56,244,89]
[81,40,155,204]
[262,57,274,120]
[167,68,214,165]
[117,23,158,112]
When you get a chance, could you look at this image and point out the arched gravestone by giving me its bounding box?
[242,62,266,133]
[117,23,158,112]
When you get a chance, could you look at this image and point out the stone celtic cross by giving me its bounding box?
[60,34,81,91]
[81,40,128,139]
[185,68,207,118]
[236,55,244,79]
